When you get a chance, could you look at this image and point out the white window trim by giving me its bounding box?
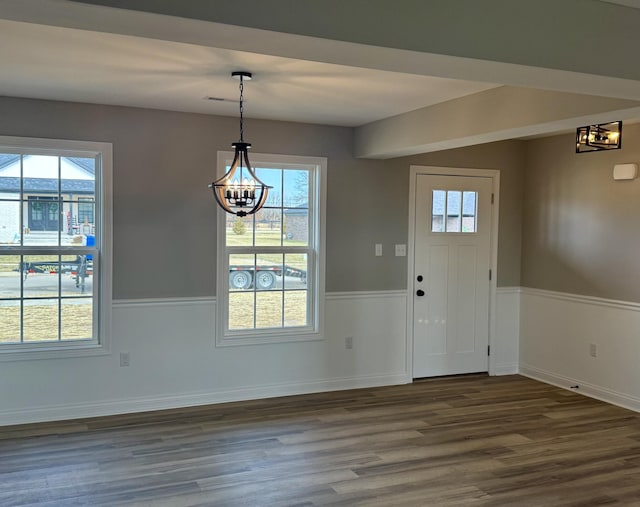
[215,151,326,347]
[0,135,112,361]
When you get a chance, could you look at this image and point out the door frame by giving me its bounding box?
[407,166,500,378]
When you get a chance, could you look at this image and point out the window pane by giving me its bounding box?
[255,254,282,291]
[0,200,21,244]
[24,197,62,245]
[284,253,307,290]
[462,191,478,233]
[255,291,283,329]
[283,207,308,246]
[61,255,92,297]
[23,255,60,298]
[74,197,95,237]
[61,298,93,340]
[446,191,462,232]
[23,299,59,342]
[229,253,255,291]
[284,291,307,327]
[284,169,309,208]
[254,208,282,246]
[225,214,253,246]
[0,301,20,343]
[0,255,21,298]
[228,292,254,330]
[431,190,445,232]
[256,168,283,208]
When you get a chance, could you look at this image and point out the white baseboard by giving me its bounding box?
[520,363,640,413]
[1,373,410,427]
[493,363,519,375]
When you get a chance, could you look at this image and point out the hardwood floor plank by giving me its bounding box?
[2,375,640,505]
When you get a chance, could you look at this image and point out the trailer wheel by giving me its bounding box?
[229,271,252,289]
[255,270,276,289]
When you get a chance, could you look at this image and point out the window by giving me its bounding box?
[78,197,94,228]
[216,152,326,346]
[431,190,477,233]
[0,136,112,360]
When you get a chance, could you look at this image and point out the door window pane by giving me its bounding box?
[431,190,446,232]
[446,191,462,232]
[432,190,478,234]
[462,191,478,233]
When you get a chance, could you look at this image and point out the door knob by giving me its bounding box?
[417,275,423,282]
[416,289,425,297]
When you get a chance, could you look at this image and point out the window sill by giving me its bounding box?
[216,328,324,347]
[0,340,110,361]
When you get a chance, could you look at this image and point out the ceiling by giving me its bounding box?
[0,17,497,128]
[1,0,640,155]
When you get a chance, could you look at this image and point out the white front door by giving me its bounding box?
[412,173,493,378]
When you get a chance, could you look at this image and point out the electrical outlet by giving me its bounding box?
[395,244,407,257]
[120,352,130,367]
[589,343,597,358]
[345,336,353,349]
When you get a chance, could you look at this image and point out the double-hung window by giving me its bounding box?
[216,152,326,346]
[0,136,112,359]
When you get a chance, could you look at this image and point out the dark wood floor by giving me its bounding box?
[2,375,640,506]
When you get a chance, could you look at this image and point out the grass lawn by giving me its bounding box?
[0,302,93,343]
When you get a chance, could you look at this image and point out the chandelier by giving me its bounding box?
[209,71,271,217]
[576,121,622,153]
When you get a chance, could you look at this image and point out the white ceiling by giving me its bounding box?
[1,0,639,150]
[0,18,498,127]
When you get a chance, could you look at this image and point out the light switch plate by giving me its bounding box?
[375,243,382,256]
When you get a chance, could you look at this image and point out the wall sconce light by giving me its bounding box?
[209,71,271,217]
[613,163,637,181]
[576,121,622,153]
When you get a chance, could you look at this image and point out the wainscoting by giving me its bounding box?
[520,287,640,413]
[11,285,636,427]
[0,291,410,426]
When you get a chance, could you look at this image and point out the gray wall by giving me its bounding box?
[0,96,408,297]
[521,123,640,303]
[0,96,526,296]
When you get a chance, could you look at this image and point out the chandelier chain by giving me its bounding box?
[239,76,244,142]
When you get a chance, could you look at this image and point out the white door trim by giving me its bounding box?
[407,165,500,378]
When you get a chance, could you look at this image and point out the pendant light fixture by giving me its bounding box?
[209,71,271,217]
[576,121,622,153]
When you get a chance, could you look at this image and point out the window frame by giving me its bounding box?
[0,136,112,361]
[216,151,326,347]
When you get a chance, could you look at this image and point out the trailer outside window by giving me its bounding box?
[216,153,326,346]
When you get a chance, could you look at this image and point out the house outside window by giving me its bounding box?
[0,136,112,360]
[216,152,326,346]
